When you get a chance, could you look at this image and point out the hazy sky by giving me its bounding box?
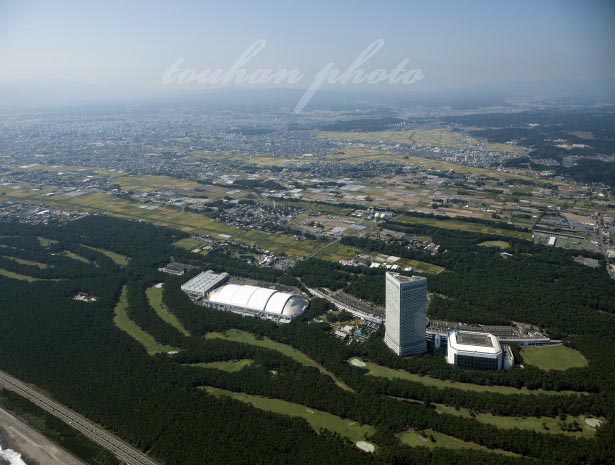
[0,0,613,91]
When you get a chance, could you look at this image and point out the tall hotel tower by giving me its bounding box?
[384,272,427,356]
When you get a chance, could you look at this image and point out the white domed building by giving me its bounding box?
[182,271,309,323]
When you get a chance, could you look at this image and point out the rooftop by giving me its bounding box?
[181,270,229,295]
[448,330,501,355]
[387,272,426,283]
[456,332,493,348]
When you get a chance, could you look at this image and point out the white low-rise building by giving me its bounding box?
[207,283,308,322]
[447,330,513,370]
[181,271,308,323]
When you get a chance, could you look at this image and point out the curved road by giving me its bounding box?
[0,369,160,465]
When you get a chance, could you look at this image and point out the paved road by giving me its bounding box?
[0,370,160,465]
[0,406,87,465]
[305,286,384,325]
[597,214,615,280]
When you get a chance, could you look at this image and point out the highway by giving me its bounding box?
[597,213,615,280]
[305,286,384,325]
[0,369,161,465]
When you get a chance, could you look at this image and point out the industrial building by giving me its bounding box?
[159,261,197,276]
[384,272,427,356]
[447,330,513,370]
[181,270,229,299]
[181,270,308,323]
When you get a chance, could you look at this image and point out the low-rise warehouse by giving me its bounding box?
[181,270,229,299]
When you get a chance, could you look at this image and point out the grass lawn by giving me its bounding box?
[63,250,91,264]
[397,258,445,274]
[350,359,583,396]
[36,236,58,247]
[206,329,353,391]
[0,268,42,282]
[202,386,374,443]
[521,344,588,371]
[429,403,597,437]
[145,285,190,336]
[478,240,511,249]
[399,429,517,456]
[3,256,49,269]
[83,246,130,266]
[184,359,254,372]
[173,237,204,251]
[113,286,177,355]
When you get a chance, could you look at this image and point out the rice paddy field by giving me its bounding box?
[315,242,362,262]
[1,185,321,256]
[318,129,524,153]
[396,215,530,240]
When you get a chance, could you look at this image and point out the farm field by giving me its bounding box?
[1,185,323,257]
[396,215,530,240]
[237,229,318,257]
[145,285,190,336]
[318,129,524,154]
[315,242,362,262]
[521,344,588,371]
[113,286,177,355]
[205,329,352,391]
[349,359,583,396]
[201,386,375,444]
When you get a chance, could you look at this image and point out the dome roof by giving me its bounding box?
[207,283,307,317]
[282,296,308,316]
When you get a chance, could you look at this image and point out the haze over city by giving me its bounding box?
[0,0,613,107]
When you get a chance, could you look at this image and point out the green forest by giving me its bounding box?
[0,215,614,465]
